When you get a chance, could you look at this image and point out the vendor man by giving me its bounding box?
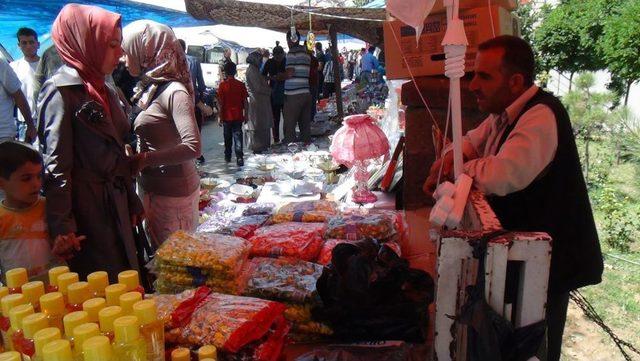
[424,35,603,361]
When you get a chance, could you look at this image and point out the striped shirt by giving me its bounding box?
[285,45,310,95]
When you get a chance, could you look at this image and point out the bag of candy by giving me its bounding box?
[248,222,325,261]
[241,257,323,303]
[271,200,338,223]
[324,213,396,241]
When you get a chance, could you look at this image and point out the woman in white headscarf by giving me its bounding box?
[121,20,201,247]
[244,51,273,154]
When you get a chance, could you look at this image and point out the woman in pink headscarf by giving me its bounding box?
[121,20,201,247]
[36,4,144,281]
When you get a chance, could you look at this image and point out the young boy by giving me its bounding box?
[0,141,80,281]
[216,62,248,166]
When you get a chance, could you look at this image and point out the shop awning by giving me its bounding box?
[184,0,387,45]
[0,0,209,61]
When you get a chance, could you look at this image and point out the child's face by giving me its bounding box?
[0,162,42,208]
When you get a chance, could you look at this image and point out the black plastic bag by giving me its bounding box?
[313,239,434,343]
[457,231,546,361]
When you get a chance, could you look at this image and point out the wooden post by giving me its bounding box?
[329,25,344,120]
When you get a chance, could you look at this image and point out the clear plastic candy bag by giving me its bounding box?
[241,258,323,303]
[324,213,396,241]
[248,222,326,261]
[271,200,338,223]
[156,287,287,354]
[155,231,250,276]
[197,214,270,239]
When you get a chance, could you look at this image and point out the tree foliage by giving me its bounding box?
[600,0,640,106]
[533,0,618,74]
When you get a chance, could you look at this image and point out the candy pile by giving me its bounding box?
[153,231,250,294]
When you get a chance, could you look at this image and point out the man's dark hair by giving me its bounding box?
[368,46,375,53]
[17,27,38,41]
[224,61,237,77]
[178,39,186,52]
[315,42,323,51]
[478,35,535,86]
[0,141,42,179]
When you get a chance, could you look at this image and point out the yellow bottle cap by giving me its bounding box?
[5,268,28,289]
[34,327,62,357]
[83,298,106,323]
[67,282,91,305]
[98,306,122,333]
[48,266,70,288]
[9,303,34,330]
[118,292,142,314]
[63,311,89,337]
[104,284,127,307]
[1,293,27,317]
[39,292,65,316]
[22,312,49,338]
[22,281,46,306]
[87,272,109,296]
[113,315,140,344]
[132,299,158,326]
[82,335,113,361]
[171,347,191,361]
[198,345,217,359]
[0,351,21,361]
[0,287,9,299]
[117,271,140,292]
[57,273,79,296]
[72,323,100,353]
[41,339,73,361]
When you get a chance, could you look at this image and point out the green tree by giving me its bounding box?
[534,0,620,89]
[600,0,640,106]
[563,72,613,182]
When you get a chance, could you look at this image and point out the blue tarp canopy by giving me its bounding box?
[0,0,209,61]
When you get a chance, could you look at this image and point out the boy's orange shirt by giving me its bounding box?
[217,77,248,122]
[0,197,58,279]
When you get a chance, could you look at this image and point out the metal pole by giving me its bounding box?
[329,25,344,120]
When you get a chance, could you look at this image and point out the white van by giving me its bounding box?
[181,33,252,88]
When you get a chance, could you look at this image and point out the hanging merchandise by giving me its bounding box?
[306,0,315,52]
[386,0,437,45]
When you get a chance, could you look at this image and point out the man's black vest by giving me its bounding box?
[487,89,603,294]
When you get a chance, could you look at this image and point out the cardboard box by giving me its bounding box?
[426,0,518,15]
[384,6,520,79]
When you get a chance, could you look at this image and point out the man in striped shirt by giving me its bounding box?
[282,29,312,143]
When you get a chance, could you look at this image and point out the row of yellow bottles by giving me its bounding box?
[0,300,163,361]
[171,345,218,361]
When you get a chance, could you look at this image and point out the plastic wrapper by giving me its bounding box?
[325,213,396,241]
[271,200,338,223]
[341,209,408,244]
[316,239,362,265]
[155,231,250,276]
[242,203,276,216]
[241,258,323,303]
[156,287,287,355]
[284,303,333,337]
[154,271,239,295]
[197,214,270,239]
[248,222,326,261]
